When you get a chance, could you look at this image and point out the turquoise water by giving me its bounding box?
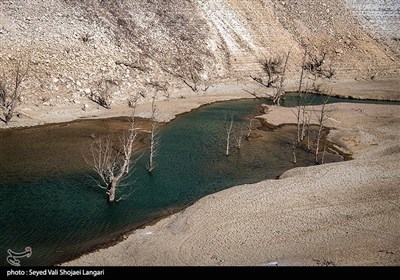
[0,96,396,266]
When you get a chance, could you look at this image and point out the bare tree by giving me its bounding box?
[321,144,327,164]
[273,49,291,106]
[225,113,234,156]
[246,117,254,139]
[294,94,303,143]
[147,94,158,173]
[291,140,297,164]
[303,52,335,81]
[251,55,283,88]
[148,81,168,93]
[306,114,311,151]
[87,108,139,203]
[0,60,29,125]
[263,56,284,87]
[182,68,200,92]
[315,95,331,164]
[249,50,290,104]
[301,107,309,142]
[159,45,205,93]
[87,76,118,109]
[297,50,308,94]
[234,128,244,151]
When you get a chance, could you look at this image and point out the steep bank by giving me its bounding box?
[1,0,399,128]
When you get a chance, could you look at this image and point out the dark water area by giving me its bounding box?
[282,92,400,107]
[0,96,395,266]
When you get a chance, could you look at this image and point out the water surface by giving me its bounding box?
[1,95,392,265]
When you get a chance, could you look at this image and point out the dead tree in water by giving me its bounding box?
[87,106,139,203]
[147,95,158,172]
[225,113,234,156]
[246,117,254,139]
[305,114,311,151]
[234,128,244,151]
[291,140,297,164]
[0,59,29,125]
[291,90,310,163]
[315,95,330,164]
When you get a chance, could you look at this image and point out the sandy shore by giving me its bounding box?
[2,77,399,130]
[0,81,258,129]
[61,79,400,266]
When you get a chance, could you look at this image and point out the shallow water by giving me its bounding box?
[0,95,392,265]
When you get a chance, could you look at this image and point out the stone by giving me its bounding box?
[76,81,82,87]
[83,88,91,95]
[82,104,89,111]
[335,48,343,54]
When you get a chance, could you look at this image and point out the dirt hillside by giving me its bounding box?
[1,0,399,119]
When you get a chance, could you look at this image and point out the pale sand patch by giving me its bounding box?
[63,101,400,266]
[259,103,400,158]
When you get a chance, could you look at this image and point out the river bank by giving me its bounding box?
[1,78,399,130]
[62,79,400,266]
[1,81,254,129]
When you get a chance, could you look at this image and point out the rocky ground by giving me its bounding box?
[1,0,399,128]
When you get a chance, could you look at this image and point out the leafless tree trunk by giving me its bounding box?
[234,129,244,151]
[246,118,253,139]
[321,144,327,164]
[295,94,302,143]
[293,91,309,143]
[225,113,234,156]
[0,60,29,125]
[147,95,158,173]
[315,95,330,164]
[292,140,297,164]
[301,108,308,141]
[306,115,311,151]
[298,50,307,94]
[273,48,291,106]
[87,106,139,203]
[183,69,199,92]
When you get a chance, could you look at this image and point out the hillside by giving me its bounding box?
[0,0,399,123]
